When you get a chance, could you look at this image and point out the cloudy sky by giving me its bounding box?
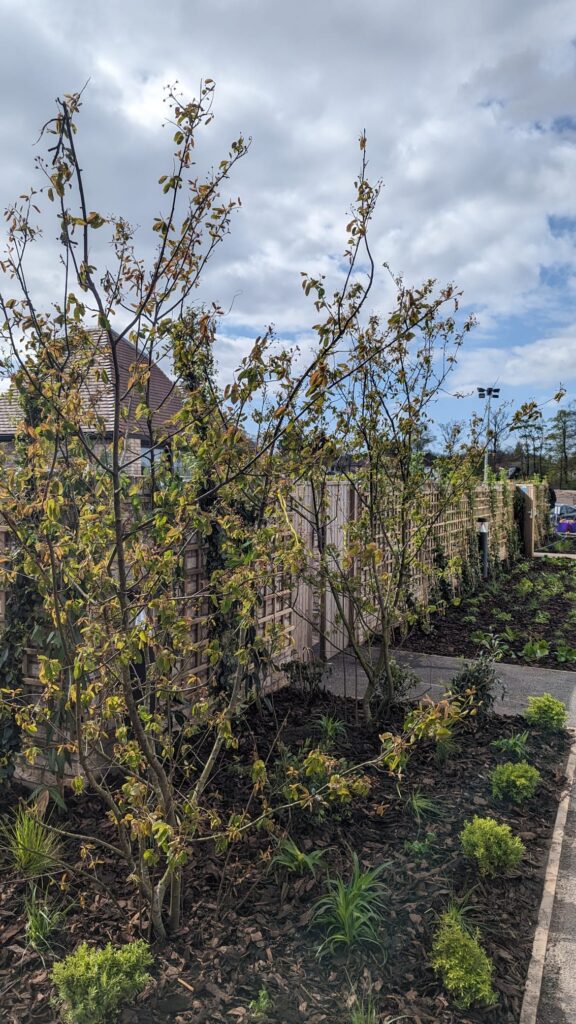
[1,0,576,429]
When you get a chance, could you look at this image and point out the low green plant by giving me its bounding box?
[461,614,477,626]
[350,998,377,1024]
[493,610,512,624]
[315,714,347,750]
[520,638,550,662]
[524,693,568,732]
[533,609,551,625]
[448,650,504,719]
[405,788,442,827]
[1,805,61,876]
[491,730,530,760]
[435,735,459,765]
[460,816,525,876]
[248,986,272,1018]
[404,832,436,862]
[313,852,388,957]
[490,761,540,803]
[24,885,65,952]
[52,940,153,1024]
[431,909,497,1009]
[555,641,576,665]
[270,837,326,877]
[515,578,534,597]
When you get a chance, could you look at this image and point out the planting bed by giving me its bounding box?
[403,556,576,669]
[0,687,571,1024]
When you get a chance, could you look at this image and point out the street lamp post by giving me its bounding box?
[477,386,500,484]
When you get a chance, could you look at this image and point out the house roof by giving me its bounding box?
[0,327,182,441]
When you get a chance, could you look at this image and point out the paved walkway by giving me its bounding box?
[323,648,576,1023]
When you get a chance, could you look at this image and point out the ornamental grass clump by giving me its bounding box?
[313,852,388,957]
[490,761,540,804]
[524,693,568,733]
[460,816,525,876]
[1,805,61,877]
[52,940,153,1024]
[431,909,497,1010]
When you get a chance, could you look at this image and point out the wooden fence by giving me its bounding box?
[0,481,549,693]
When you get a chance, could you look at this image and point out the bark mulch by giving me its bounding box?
[400,556,576,669]
[0,688,571,1024]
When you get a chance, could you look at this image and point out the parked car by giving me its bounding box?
[551,503,576,522]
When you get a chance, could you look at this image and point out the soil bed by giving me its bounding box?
[401,556,576,669]
[0,687,570,1024]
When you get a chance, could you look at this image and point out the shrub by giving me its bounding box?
[52,940,153,1024]
[448,651,503,719]
[431,910,497,1009]
[524,693,568,733]
[313,852,388,957]
[460,816,525,876]
[1,805,61,876]
[490,761,540,804]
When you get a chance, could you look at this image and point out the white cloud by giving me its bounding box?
[452,325,576,390]
[1,0,576,403]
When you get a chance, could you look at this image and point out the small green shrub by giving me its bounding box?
[313,852,388,957]
[431,910,497,1009]
[448,651,503,719]
[270,837,326,877]
[491,730,530,760]
[460,816,525,876]
[1,806,61,876]
[524,693,568,733]
[490,761,540,803]
[52,940,153,1024]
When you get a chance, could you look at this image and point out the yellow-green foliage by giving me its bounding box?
[52,940,153,1024]
[431,910,497,1009]
[525,693,568,733]
[460,816,525,876]
[490,760,540,803]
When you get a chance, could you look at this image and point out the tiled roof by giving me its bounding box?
[0,327,182,440]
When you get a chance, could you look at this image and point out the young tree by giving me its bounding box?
[289,277,481,720]
[0,87,378,936]
[545,404,576,487]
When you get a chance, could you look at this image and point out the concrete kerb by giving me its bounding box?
[519,733,576,1024]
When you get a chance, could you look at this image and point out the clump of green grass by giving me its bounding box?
[1,805,61,876]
